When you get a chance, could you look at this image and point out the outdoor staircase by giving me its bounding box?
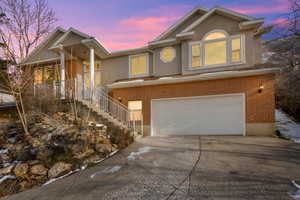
[79,99,128,130]
[34,80,143,137]
[76,87,143,137]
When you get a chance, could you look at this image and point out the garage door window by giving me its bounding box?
[128,100,142,121]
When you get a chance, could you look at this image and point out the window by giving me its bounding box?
[83,61,101,72]
[160,47,176,63]
[204,40,227,65]
[45,67,55,83]
[34,68,43,84]
[128,100,142,121]
[231,37,241,63]
[204,32,226,40]
[129,54,149,77]
[54,65,61,81]
[191,44,201,67]
[34,65,60,84]
[189,30,244,69]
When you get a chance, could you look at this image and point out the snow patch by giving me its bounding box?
[159,77,174,80]
[0,175,16,184]
[43,169,80,186]
[290,180,300,200]
[109,150,119,157]
[127,146,152,161]
[95,123,104,127]
[90,165,122,178]
[276,109,300,143]
[114,79,144,85]
[7,137,16,143]
[81,165,88,171]
[0,149,8,154]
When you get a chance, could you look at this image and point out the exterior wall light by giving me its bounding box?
[258,84,264,93]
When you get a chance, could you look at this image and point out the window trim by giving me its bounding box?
[188,30,245,70]
[160,46,176,63]
[128,53,149,78]
[203,29,229,41]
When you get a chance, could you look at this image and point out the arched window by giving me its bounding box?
[204,31,227,40]
[190,30,243,68]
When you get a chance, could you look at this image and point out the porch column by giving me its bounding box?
[90,48,95,98]
[60,50,65,99]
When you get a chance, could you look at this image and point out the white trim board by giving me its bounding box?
[19,57,60,66]
[107,67,280,89]
[150,93,246,136]
[154,6,208,41]
[182,7,255,33]
[20,27,66,64]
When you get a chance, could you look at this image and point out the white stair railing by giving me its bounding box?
[96,87,143,135]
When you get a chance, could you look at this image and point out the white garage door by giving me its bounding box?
[151,94,245,136]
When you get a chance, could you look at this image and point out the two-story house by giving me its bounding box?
[20,6,278,137]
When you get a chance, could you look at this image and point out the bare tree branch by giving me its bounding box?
[0,0,57,63]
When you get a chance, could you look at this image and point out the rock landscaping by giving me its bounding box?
[0,111,134,198]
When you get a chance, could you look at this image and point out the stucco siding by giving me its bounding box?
[61,33,86,46]
[181,13,262,75]
[26,32,64,63]
[153,45,181,76]
[163,12,205,39]
[102,53,153,85]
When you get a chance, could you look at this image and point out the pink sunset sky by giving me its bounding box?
[49,0,289,51]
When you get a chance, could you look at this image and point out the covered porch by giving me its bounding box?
[32,38,106,100]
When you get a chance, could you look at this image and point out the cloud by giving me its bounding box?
[229,0,289,15]
[82,3,193,51]
[101,15,179,50]
[120,16,178,32]
[230,5,288,15]
[89,4,190,51]
[273,18,288,25]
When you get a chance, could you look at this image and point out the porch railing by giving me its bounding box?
[34,79,143,135]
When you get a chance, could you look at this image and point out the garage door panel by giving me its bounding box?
[151,94,245,136]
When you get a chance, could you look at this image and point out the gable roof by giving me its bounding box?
[50,28,92,48]
[20,27,66,64]
[154,6,208,41]
[21,6,266,64]
[181,7,256,33]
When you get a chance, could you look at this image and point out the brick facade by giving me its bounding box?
[110,74,275,127]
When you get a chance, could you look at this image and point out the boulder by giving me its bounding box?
[95,143,113,153]
[74,149,94,159]
[14,163,29,178]
[28,160,39,165]
[14,144,24,152]
[30,164,48,176]
[14,149,36,161]
[83,155,102,165]
[19,181,32,192]
[36,147,53,161]
[0,164,14,176]
[0,153,11,163]
[48,162,72,179]
[29,137,44,148]
[70,143,85,154]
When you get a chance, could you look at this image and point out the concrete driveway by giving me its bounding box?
[3,136,300,200]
